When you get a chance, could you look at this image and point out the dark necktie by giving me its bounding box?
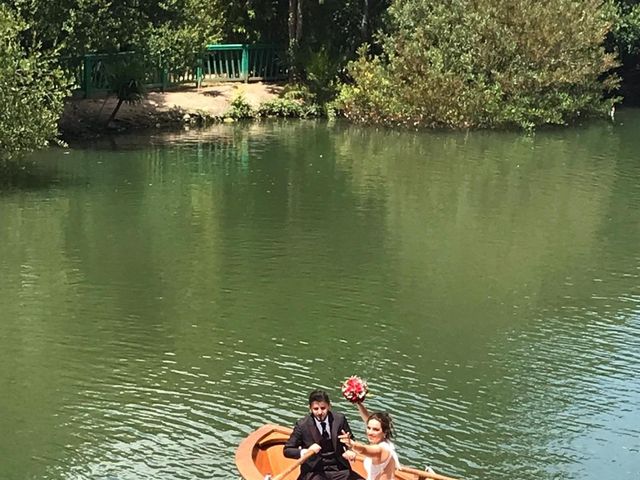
[320,421,329,439]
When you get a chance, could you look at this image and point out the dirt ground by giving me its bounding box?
[59,82,284,137]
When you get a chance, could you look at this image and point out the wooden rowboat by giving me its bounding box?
[235,424,459,480]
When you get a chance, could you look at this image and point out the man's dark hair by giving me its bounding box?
[308,389,331,405]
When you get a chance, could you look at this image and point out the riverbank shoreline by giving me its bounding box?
[58,82,285,139]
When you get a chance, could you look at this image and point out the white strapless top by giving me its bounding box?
[363,440,400,480]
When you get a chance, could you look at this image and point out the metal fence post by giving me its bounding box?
[83,55,92,98]
[195,53,203,88]
[160,54,168,91]
[241,44,250,82]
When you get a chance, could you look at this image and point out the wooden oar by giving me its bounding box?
[264,450,316,480]
[398,465,461,480]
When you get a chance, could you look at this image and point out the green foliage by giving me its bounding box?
[5,0,226,59]
[255,98,300,118]
[225,89,322,120]
[280,84,316,104]
[3,0,394,106]
[107,57,147,104]
[145,0,224,73]
[255,86,322,118]
[225,93,254,119]
[101,55,148,125]
[608,1,640,103]
[287,0,391,73]
[610,1,640,56]
[339,0,620,130]
[303,47,340,102]
[0,5,69,163]
[147,27,205,79]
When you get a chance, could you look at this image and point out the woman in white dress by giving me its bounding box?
[338,403,400,480]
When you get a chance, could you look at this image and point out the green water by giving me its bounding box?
[1,115,639,480]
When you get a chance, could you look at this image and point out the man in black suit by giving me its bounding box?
[284,389,364,480]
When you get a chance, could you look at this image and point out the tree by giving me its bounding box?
[5,0,228,58]
[0,5,68,163]
[608,0,640,104]
[339,0,620,130]
[105,57,147,126]
[288,0,303,80]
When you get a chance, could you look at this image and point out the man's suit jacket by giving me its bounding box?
[283,411,356,477]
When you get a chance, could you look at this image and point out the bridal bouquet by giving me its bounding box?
[341,375,368,403]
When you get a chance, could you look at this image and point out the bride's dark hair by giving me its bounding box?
[367,412,395,439]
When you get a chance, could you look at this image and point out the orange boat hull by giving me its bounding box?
[235,424,424,480]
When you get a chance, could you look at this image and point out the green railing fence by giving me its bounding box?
[62,52,170,98]
[63,44,287,98]
[199,44,286,84]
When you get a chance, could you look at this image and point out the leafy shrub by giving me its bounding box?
[225,93,255,119]
[108,58,146,101]
[105,56,147,125]
[304,47,340,102]
[302,103,323,118]
[256,98,304,117]
[608,2,640,104]
[339,0,620,130]
[610,1,640,57]
[281,84,316,103]
[147,21,217,81]
[0,5,69,162]
[256,97,322,118]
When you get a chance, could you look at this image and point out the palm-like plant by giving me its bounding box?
[106,57,147,126]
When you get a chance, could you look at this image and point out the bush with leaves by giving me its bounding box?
[256,87,323,118]
[105,56,148,125]
[339,0,620,130]
[302,47,341,103]
[225,94,254,119]
[608,1,640,104]
[256,98,305,117]
[0,6,68,163]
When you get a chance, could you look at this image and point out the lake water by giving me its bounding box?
[1,114,639,480]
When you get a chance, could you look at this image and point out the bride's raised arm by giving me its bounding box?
[356,401,370,423]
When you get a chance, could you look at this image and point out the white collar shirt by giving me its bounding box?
[313,416,331,438]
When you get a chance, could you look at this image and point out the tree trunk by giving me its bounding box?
[287,0,306,81]
[361,0,370,42]
[107,98,124,126]
[296,0,303,44]
[288,0,298,81]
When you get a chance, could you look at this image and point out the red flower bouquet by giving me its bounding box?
[341,375,368,403]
